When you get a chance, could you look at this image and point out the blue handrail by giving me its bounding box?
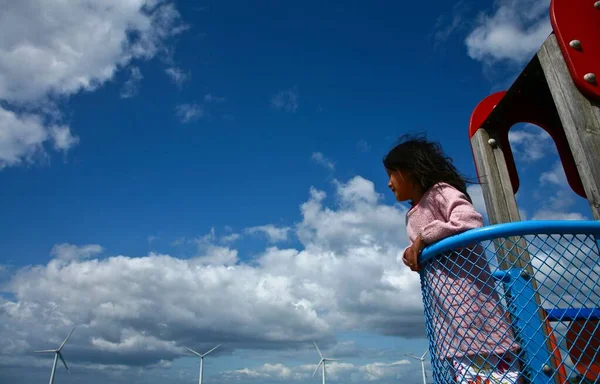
[419,220,600,264]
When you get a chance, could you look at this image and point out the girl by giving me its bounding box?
[383,134,521,384]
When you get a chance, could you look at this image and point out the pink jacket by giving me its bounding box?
[404,183,519,359]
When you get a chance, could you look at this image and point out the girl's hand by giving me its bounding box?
[403,246,419,271]
[404,235,426,272]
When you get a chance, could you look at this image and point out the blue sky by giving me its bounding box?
[0,0,593,383]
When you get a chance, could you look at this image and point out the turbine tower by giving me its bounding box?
[312,341,338,384]
[34,328,75,384]
[406,348,429,384]
[184,344,220,384]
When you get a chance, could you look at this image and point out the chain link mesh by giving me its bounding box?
[419,224,600,384]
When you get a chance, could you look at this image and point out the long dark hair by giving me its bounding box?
[383,133,475,203]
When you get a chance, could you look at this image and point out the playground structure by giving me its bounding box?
[418,0,600,383]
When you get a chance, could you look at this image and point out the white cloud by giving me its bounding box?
[192,245,239,266]
[432,0,472,46]
[246,225,291,243]
[311,152,335,170]
[0,0,186,169]
[221,363,293,380]
[532,161,589,220]
[220,359,415,383]
[50,243,104,262]
[165,67,189,87]
[360,360,410,381]
[334,177,381,206]
[465,0,551,65]
[539,162,567,186]
[296,177,408,254]
[1,176,421,378]
[356,139,371,153]
[50,125,80,152]
[221,233,241,243]
[467,184,487,220]
[271,87,298,113]
[175,103,205,123]
[0,107,78,168]
[531,210,587,221]
[204,93,226,103]
[120,67,144,98]
[508,124,554,162]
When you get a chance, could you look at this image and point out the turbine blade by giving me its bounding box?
[324,358,339,361]
[184,346,203,357]
[405,353,420,360]
[202,344,220,357]
[58,328,75,351]
[34,349,57,353]
[312,341,323,359]
[312,359,323,377]
[58,352,69,371]
[421,349,429,359]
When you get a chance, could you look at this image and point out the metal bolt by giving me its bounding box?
[542,364,552,375]
[569,40,582,50]
[584,73,597,84]
[595,1,600,9]
[488,138,497,147]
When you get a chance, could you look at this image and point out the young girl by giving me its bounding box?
[383,135,521,384]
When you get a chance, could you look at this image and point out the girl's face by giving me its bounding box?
[386,169,413,202]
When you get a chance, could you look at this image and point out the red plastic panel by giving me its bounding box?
[469,92,520,194]
[469,92,586,198]
[551,0,600,101]
[469,92,506,140]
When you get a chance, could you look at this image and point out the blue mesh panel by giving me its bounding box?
[418,221,600,384]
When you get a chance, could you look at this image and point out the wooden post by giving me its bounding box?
[471,124,536,275]
[471,129,522,225]
[538,34,600,220]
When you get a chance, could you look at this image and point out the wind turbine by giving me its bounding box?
[406,348,429,384]
[34,328,75,384]
[184,344,220,384]
[312,341,338,384]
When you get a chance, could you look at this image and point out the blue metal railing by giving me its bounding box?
[417,220,600,384]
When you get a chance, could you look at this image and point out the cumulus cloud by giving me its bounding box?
[175,103,205,123]
[467,184,488,220]
[0,0,186,168]
[220,363,294,381]
[165,67,189,87]
[465,0,551,65]
[360,360,410,381]
[50,243,104,262]
[120,67,144,99]
[0,176,421,382]
[531,210,587,221]
[221,233,241,244]
[531,161,590,220]
[356,139,371,153]
[0,108,78,168]
[539,161,568,186]
[311,152,335,171]
[271,87,298,113]
[246,225,291,243]
[219,359,415,383]
[432,0,473,47]
[204,94,226,103]
[508,124,554,163]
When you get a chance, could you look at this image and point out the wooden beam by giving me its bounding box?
[471,129,522,225]
[538,34,600,220]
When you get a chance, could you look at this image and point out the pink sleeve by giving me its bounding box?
[420,185,483,245]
